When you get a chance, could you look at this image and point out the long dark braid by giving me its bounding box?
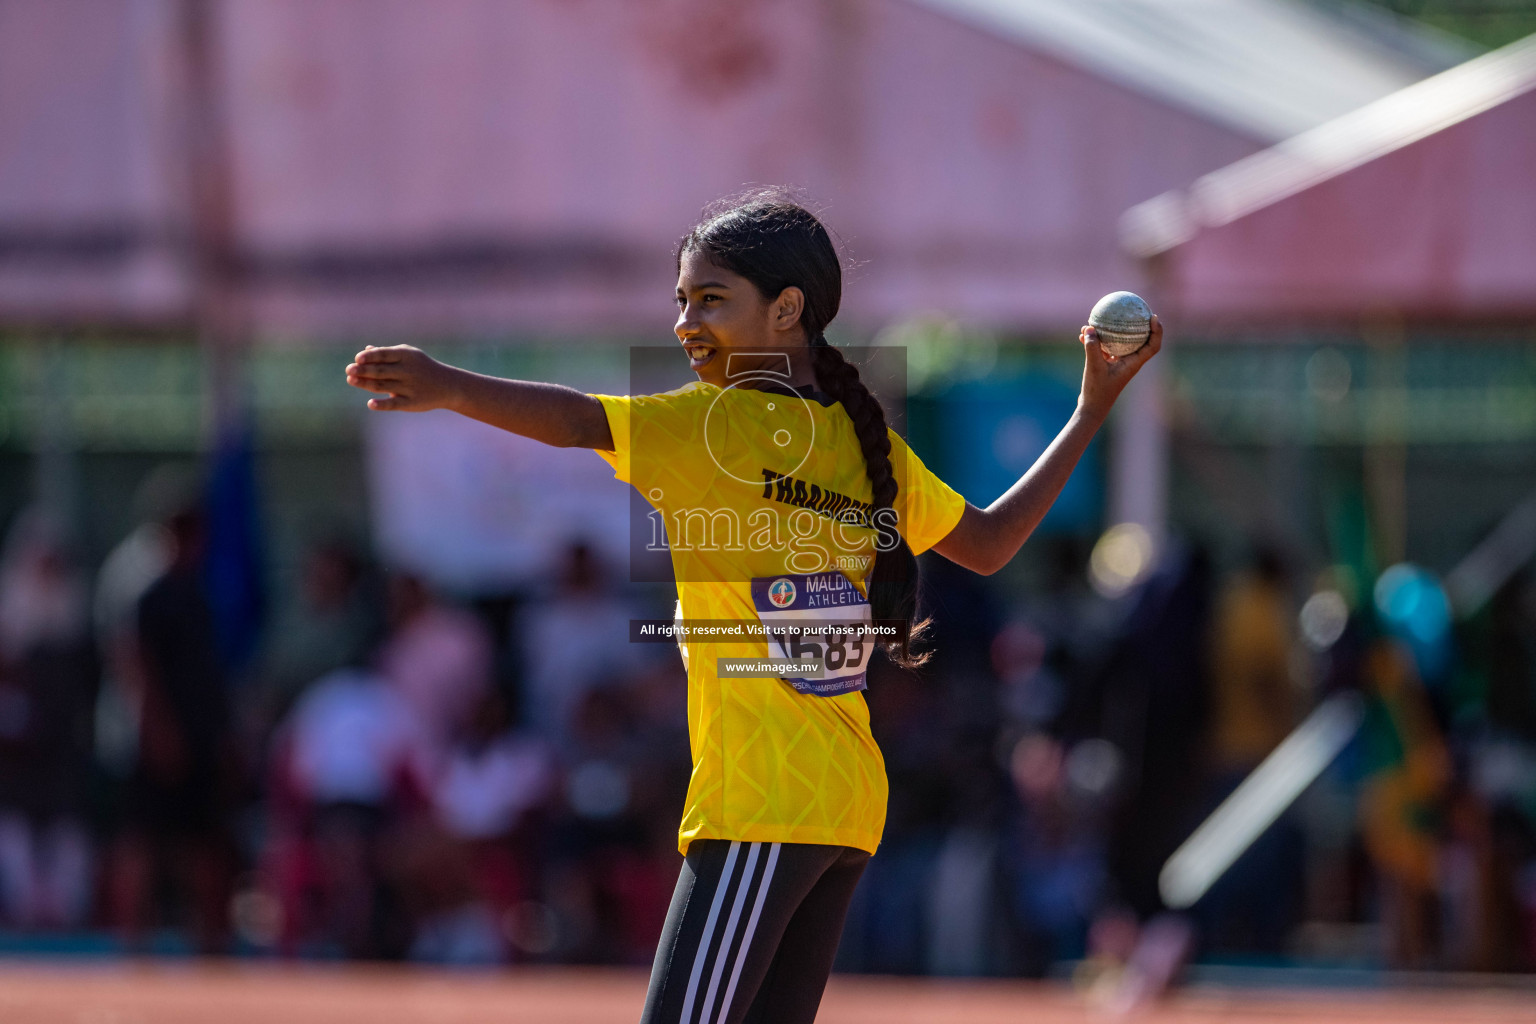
[679,189,931,667]
[808,336,931,667]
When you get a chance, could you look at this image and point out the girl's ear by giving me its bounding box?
[773,286,806,335]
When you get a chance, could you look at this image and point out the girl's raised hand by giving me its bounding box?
[1077,315,1162,423]
[345,345,459,412]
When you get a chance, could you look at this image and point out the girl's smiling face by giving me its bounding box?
[675,248,808,388]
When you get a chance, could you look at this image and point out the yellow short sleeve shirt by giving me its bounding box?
[593,381,965,854]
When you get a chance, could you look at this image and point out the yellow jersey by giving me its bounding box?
[593,379,965,855]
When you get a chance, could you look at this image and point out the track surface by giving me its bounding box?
[2,964,1534,1023]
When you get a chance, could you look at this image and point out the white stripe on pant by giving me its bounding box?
[678,840,742,1024]
[641,838,869,1024]
[715,843,781,1023]
[677,842,782,1024]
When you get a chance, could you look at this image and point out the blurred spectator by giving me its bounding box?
[1196,545,1306,953]
[841,659,949,974]
[1486,568,1536,739]
[1209,546,1302,775]
[377,574,493,756]
[252,539,378,740]
[914,555,1009,977]
[1439,780,1500,972]
[92,467,193,781]
[1097,541,1214,921]
[107,503,237,954]
[1005,537,1102,738]
[519,542,645,749]
[1000,733,1111,975]
[0,509,98,929]
[9,482,1536,979]
[266,664,426,958]
[400,688,554,965]
[546,684,675,964]
[1358,641,1451,968]
[1476,569,1536,970]
[282,666,425,820]
[987,537,1128,974]
[431,689,553,849]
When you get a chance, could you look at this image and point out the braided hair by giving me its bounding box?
[678,189,931,667]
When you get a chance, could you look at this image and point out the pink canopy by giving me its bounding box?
[1123,35,1536,327]
[0,0,1450,338]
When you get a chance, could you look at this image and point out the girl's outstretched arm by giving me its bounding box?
[931,317,1162,575]
[345,344,614,450]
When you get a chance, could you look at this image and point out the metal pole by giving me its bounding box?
[178,0,246,446]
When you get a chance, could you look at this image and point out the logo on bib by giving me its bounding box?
[767,578,797,609]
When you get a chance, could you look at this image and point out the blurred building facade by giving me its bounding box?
[0,0,1459,336]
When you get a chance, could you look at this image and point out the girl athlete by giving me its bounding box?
[345,192,1160,1023]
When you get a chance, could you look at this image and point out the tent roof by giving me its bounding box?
[1119,34,1536,323]
[913,0,1472,142]
[0,0,1471,336]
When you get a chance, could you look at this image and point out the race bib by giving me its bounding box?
[750,570,871,697]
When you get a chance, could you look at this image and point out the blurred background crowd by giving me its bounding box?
[2,468,1535,976]
[2,0,1536,982]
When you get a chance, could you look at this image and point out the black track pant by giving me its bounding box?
[639,839,869,1024]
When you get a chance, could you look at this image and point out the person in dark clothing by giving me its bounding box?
[1098,542,1215,920]
[107,506,237,953]
[0,510,99,928]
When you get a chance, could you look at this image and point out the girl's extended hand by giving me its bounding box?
[345,345,461,412]
[1077,314,1162,424]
